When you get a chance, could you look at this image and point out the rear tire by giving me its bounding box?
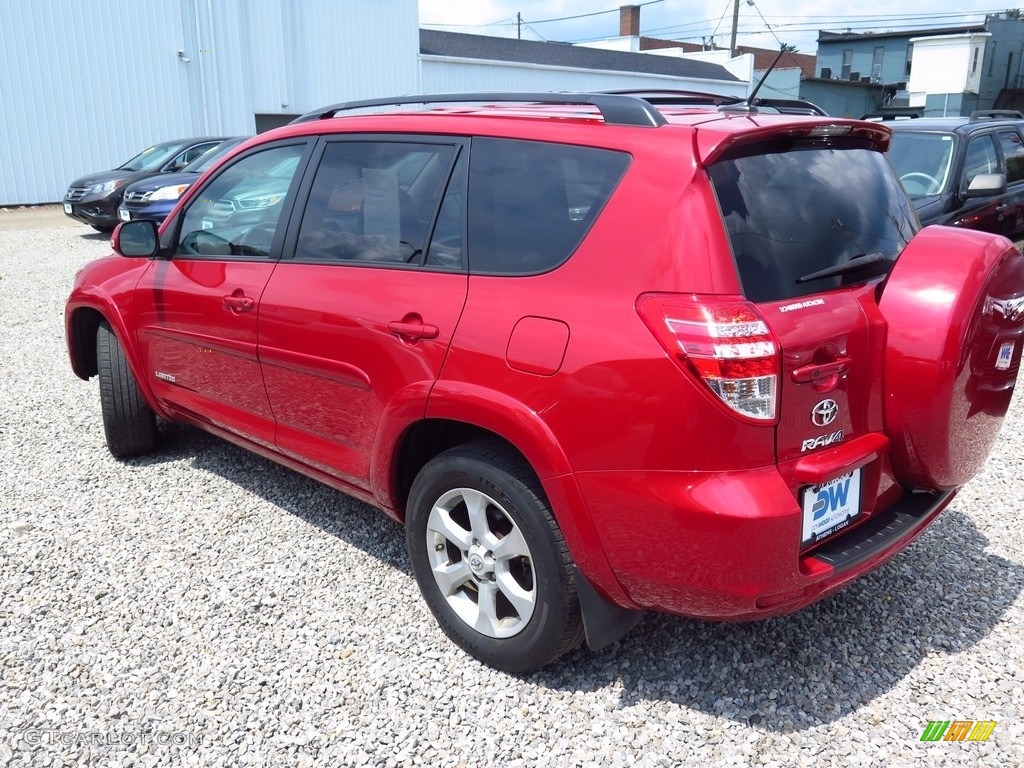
[97,322,157,458]
[406,441,584,673]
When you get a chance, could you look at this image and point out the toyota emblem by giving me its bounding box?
[811,399,839,427]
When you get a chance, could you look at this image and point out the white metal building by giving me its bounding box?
[1,1,741,206]
[0,0,420,206]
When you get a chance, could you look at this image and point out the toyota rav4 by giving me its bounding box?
[65,92,1024,672]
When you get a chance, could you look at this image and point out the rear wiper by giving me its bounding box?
[795,252,892,284]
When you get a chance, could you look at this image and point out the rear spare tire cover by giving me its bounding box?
[879,225,1024,490]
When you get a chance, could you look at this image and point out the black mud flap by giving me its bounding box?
[573,566,644,651]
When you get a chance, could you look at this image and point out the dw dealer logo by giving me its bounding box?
[920,720,997,742]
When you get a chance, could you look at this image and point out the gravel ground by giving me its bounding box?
[2,222,1024,768]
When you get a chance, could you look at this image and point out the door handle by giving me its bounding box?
[223,294,255,313]
[792,356,851,392]
[388,321,439,340]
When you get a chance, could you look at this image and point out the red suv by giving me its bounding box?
[65,92,1024,672]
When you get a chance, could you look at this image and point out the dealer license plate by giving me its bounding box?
[801,468,862,546]
[63,203,72,214]
[118,207,131,222]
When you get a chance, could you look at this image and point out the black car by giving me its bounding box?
[886,110,1024,240]
[63,138,229,231]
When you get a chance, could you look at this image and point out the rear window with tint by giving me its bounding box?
[708,141,918,303]
[468,138,630,275]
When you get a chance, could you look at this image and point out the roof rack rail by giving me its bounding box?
[599,89,828,117]
[290,92,667,128]
[597,88,742,106]
[969,109,1024,121]
[860,111,921,121]
[754,98,828,116]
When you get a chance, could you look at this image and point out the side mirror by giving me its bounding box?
[965,173,1007,198]
[112,220,159,258]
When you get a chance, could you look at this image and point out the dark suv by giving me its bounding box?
[886,110,1024,239]
[65,92,1024,672]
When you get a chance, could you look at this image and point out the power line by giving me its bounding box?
[526,0,664,26]
[420,0,665,28]
[422,4,1008,51]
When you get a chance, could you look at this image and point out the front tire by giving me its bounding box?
[97,322,157,458]
[406,442,584,673]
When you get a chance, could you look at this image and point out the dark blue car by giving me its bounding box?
[117,137,249,225]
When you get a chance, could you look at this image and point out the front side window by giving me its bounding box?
[962,134,999,191]
[294,141,458,267]
[169,142,219,170]
[176,143,304,260]
[467,138,630,275]
[999,130,1024,184]
[709,141,918,303]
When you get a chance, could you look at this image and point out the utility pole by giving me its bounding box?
[730,0,739,57]
[517,12,522,40]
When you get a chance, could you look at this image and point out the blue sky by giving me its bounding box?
[417,0,1007,54]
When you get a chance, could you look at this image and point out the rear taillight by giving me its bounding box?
[637,293,779,422]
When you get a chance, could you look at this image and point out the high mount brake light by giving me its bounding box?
[808,124,852,137]
[637,294,779,422]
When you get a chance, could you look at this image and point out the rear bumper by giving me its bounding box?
[578,464,955,619]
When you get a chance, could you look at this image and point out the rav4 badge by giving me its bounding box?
[801,430,844,452]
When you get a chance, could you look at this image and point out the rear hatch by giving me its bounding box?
[703,119,1024,549]
[704,123,918,548]
[705,128,914,455]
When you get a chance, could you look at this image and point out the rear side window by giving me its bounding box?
[467,138,629,274]
[294,141,458,267]
[708,142,917,303]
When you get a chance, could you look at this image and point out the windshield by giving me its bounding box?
[118,142,186,172]
[184,138,248,173]
[886,132,955,198]
[709,141,919,303]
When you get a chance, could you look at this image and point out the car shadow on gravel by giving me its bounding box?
[131,422,410,566]
[535,506,1024,731]
[76,229,112,241]
[130,424,1022,732]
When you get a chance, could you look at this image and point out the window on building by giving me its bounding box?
[841,49,853,80]
[872,46,884,81]
[973,46,980,75]
[905,43,914,77]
